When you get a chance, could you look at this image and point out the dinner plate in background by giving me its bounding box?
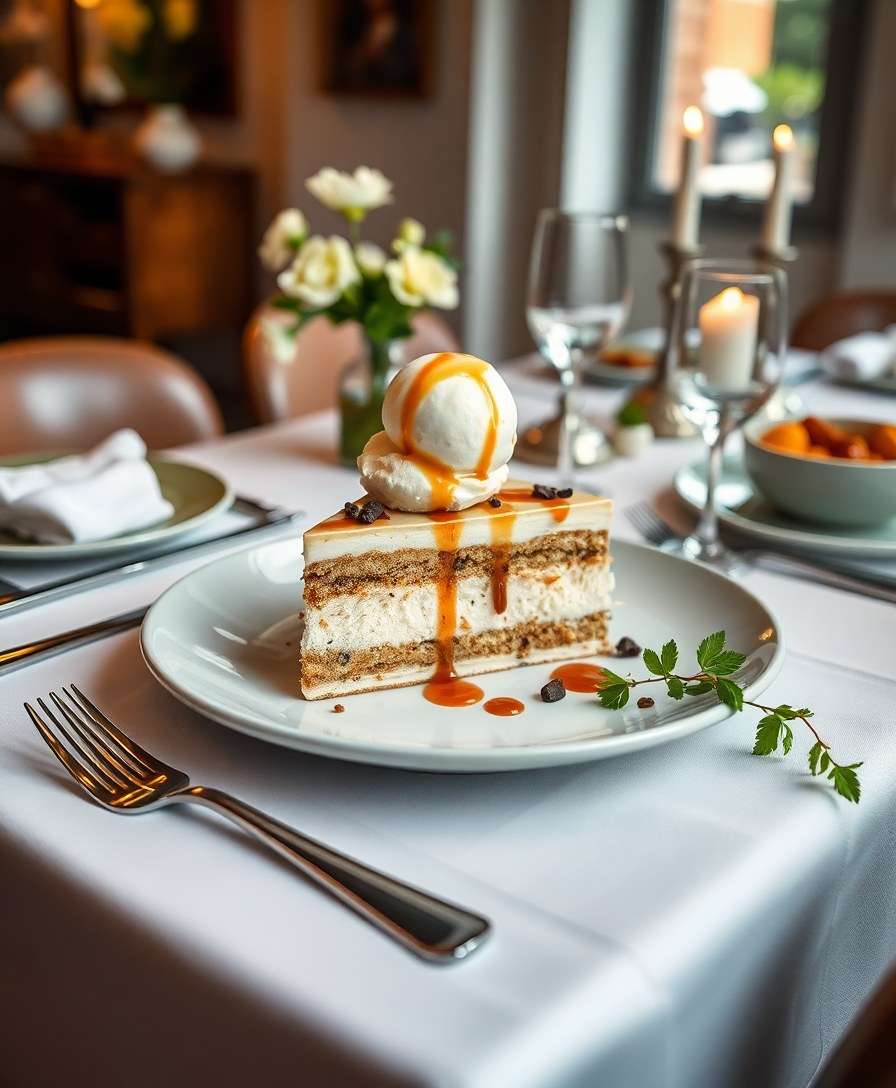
[0,456,233,560]
[675,456,896,559]
[831,374,896,396]
[141,537,783,773]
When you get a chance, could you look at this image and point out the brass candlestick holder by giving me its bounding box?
[626,240,702,438]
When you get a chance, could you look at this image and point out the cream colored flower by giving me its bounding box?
[305,166,393,219]
[163,0,197,39]
[355,242,387,277]
[278,235,360,308]
[258,208,308,272]
[97,0,151,52]
[385,247,458,309]
[392,217,425,252]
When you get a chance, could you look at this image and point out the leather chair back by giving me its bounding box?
[792,290,896,351]
[0,336,224,454]
[243,306,459,424]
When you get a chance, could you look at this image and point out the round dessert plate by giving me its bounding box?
[675,455,896,558]
[833,374,896,396]
[141,538,784,773]
[0,456,233,560]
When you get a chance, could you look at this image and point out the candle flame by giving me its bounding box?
[773,124,794,151]
[682,106,704,137]
[719,286,745,310]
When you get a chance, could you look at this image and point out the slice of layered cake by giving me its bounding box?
[300,352,614,701]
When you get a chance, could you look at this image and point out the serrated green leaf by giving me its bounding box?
[796,708,813,718]
[782,724,793,755]
[808,741,823,775]
[775,705,798,721]
[661,640,678,673]
[598,668,627,688]
[753,714,782,755]
[666,676,685,700]
[643,648,665,676]
[598,684,630,710]
[716,676,744,712]
[697,631,725,669]
[820,751,830,773]
[704,650,746,676]
[832,765,861,803]
[685,681,715,696]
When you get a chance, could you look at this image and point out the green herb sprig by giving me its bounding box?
[597,630,862,803]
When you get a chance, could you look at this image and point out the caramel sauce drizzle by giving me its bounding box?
[498,488,570,524]
[487,502,516,615]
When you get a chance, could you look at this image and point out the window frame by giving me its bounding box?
[626,0,871,235]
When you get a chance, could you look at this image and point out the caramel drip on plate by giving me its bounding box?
[400,353,501,508]
[484,697,525,717]
[550,662,609,693]
[498,488,570,524]
[423,512,485,707]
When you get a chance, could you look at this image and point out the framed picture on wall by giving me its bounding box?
[321,0,435,98]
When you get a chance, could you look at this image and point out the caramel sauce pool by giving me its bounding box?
[550,662,609,693]
[483,697,525,717]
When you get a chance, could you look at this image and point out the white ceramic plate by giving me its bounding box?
[834,374,896,396]
[141,538,784,773]
[675,456,896,558]
[0,458,233,560]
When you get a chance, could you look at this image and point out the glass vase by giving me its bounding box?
[339,337,401,467]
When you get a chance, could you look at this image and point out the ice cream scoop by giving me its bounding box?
[358,352,518,512]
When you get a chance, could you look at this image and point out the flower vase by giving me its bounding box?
[339,338,401,467]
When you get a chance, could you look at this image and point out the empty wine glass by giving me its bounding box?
[672,259,789,568]
[522,211,631,486]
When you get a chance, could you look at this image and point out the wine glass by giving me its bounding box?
[672,259,789,568]
[522,211,631,486]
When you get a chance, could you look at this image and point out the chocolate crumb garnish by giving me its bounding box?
[333,704,345,714]
[343,501,360,520]
[488,496,502,508]
[541,678,566,703]
[615,636,641,658]
[637,696,655,709]
[557,487,573,498]
[357,499,385,524]
[532,483,559,500]
[337,651,351,666]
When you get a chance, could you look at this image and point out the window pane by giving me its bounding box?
[654,0,832,203]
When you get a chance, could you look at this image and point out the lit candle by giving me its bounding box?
[698,286,760,391]
[671,106,704,249]
[760,124,795,252]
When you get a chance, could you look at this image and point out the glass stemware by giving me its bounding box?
[524,211,631,486]
[672,259,789,568]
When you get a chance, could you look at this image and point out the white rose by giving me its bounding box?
[258,209,307,271]
[393,217,425,252]
[385,247,459,309]
[277,235,360,308]
[305,166,393,219]
[355,242,387,277]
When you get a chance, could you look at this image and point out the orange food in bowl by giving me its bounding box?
[761,421,810,454]
[804,417,847,449]
[833,434,871,459]
[806,445,831,458]
[871,424,896,460]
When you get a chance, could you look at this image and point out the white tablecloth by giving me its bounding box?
[2,372,895,1088]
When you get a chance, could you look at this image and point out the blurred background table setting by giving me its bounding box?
[1,1,896,1086]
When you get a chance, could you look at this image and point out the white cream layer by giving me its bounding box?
[302,563,614,657]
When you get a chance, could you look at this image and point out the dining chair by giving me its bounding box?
[243,304,460,423]
[812,965,896,1088]
[791,290,896,351]
[0,336,225,455]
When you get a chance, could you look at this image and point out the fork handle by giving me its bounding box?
[747,551,896,605]
[179,786,490,963]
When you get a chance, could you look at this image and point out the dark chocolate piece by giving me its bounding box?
[344,501,361,520]
[357,499,386,524]
[488,496,502,508]
[333,704,345,713]
[637,696,655,709]
[532,483,559,500]
[540,678,566,703]
[615,636,641,658]
[556,487,573,498]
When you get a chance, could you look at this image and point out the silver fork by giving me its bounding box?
[625,500,896,605]
[25,686,490,963]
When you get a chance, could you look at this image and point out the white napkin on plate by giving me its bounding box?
[820,325,896,382]
[0,429,175,544]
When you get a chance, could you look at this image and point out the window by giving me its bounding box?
[630,0,868,229]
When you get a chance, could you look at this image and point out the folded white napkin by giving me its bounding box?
[820,325,896,382]
[0,429,175,544]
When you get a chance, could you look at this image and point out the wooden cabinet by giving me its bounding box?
[0,156,254,341]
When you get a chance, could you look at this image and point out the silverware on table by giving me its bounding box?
[0,497,301,617]
[25,685,491,963]
[625,501,896,605]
